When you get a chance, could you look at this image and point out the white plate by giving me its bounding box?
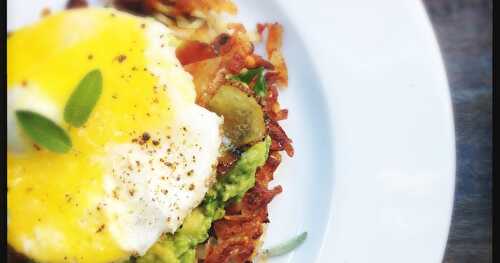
[7,1,456,263]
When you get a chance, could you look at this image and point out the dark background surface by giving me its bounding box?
[421,0,492,262]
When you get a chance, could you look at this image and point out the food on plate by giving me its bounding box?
[7,1,300,262]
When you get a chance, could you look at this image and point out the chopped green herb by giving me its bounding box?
[232,67,267,96]
[233,67,262,83]
[262,232,307,257]
[253,67,267,97]
[64,69,103,127]
[16,110,72,153]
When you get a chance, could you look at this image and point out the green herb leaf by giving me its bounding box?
[232,67,267,97]
[253,68,267,97]
[64,69,103,127]
[233,67,262,83]
[16,110,72,153]
[262,232,307,257]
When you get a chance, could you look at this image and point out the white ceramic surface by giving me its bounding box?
[7,1,456,263]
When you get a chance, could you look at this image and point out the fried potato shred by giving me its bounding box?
[260,23,288,87]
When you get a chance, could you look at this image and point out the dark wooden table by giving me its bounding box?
[421,1,492,262]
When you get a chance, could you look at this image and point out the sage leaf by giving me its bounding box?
[64,69,103,127]
[262,232,307,257]
[16,110,72,153]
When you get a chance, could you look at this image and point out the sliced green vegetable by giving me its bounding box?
[262,232,308,257]
[64,69,103,127]
[232,67,267,96]
[207,85,266,146]
[16,110,72,153]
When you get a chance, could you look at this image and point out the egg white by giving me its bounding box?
[102,104,222,255]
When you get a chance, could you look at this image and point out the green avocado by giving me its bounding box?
[203,136,271,220]
[132,137,271,263]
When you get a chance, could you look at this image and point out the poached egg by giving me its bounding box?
[7,8,222,263]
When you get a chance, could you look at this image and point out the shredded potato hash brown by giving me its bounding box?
[178,21,293,263]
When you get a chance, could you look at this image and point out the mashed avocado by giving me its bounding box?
[133,137,271,263]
